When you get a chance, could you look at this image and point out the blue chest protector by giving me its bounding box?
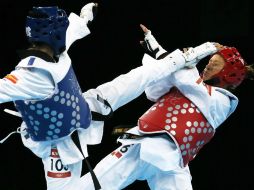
[15,66,91,141]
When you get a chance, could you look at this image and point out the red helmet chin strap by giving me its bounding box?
[211,47,247,89]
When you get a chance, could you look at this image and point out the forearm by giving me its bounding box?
[65,3,97,51]
[143,42,218,101]
[65,13,91,51]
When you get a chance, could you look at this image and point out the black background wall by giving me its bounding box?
[0,0,253,190]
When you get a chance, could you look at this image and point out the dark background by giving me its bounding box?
[0,0,253,189]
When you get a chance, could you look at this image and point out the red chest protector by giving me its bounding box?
[138,88,215,167]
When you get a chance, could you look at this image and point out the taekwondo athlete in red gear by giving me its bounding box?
[0,4,221,190]
[79,24,254,190]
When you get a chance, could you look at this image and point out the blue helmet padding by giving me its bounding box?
[25,6,69,55]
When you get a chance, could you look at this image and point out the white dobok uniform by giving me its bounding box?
[79,57,238,190]
[0,12,190,190]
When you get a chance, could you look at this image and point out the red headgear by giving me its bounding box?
[212,47,247,89]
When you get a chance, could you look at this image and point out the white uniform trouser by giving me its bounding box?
[42,145,83,190]
[78,136,193,190]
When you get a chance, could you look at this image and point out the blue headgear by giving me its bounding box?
[25,6,69,56]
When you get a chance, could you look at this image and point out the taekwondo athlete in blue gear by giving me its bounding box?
[15,6,92,142]
[0,3,220,190]
[0,3,102,190]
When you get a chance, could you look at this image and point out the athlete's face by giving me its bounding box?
[202,54,225,81]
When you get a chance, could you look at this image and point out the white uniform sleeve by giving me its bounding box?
[144,77,174,102]
[143,49,190,102]
[0,68,55,103]
[65,13,91,51]
[91,49,186,111]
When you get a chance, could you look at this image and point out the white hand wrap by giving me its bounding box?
[183,42,218,68]
[144,31,167,59]
[80,3,96,24]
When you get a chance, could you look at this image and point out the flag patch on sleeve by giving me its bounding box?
[4,74,18,84]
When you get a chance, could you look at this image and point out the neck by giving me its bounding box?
[28,44,54,60]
